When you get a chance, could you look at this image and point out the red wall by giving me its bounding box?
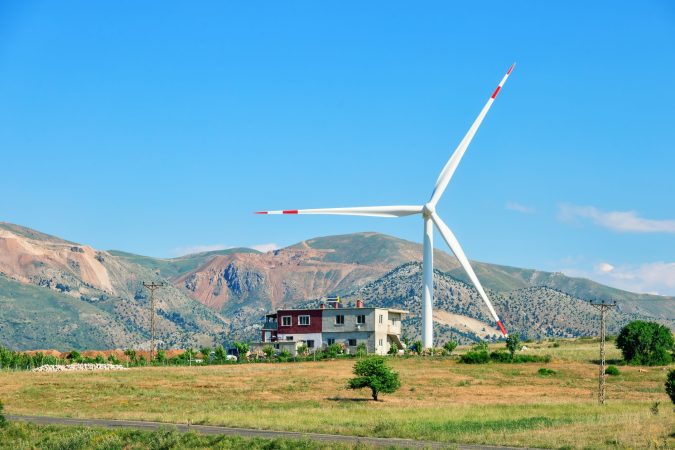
[277,309,322,334]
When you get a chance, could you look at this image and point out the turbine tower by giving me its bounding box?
[257,64,515,348]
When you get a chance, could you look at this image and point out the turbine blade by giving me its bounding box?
[255,205,423,218]
[430,212,508,336]
[429,63,515,207]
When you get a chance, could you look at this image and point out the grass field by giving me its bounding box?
[0,422,378,450]
[0,340,673,449]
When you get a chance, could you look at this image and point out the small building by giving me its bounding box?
[259,299,408,356]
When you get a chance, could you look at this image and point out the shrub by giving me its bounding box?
[489,350,512,363]
[279,350,291,359]
[213,346,226,363]
[68,350,82,362]
[262,345,275,358]
[410,340,423,354]
[0,400,6,428]
[199,347,212,360]
[443,340,458,354]
[123,349,137,362]
[107,354,120,365]
[154,350,167,363]
[616,321,674,366]
[347,356,400,401]
[605,365,620,376]
[666,369,675,405]
[538,367,556,376]
[459,344,490,364]
[326,343,343,358]
[296,344,308,356]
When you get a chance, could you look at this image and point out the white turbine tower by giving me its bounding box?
[257,64,515,348]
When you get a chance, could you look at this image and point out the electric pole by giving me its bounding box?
[590,300,616,405]
[143,281,165,361]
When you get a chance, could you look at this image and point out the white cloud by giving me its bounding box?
[595,262,615,273]
[251,243,279,253]
[173,244,231,257]
[505,202,535,214]
[561,261,675,296]
[558,204,675,233]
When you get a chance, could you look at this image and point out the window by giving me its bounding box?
[378,338,383,347]
[357,315,366,324]
[378,314,383,324]
[327,338,335,345]
[286,336,294,341]
[281,316,291,327]
[299,315,310,326]
[335,315,344,325]
[348,339,357,347]
[306,340,314,348]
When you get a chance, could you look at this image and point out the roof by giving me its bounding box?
[275,307,409,315]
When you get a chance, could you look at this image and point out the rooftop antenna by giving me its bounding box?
[257,64,516,348]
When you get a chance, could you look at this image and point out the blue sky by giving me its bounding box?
[1,1,674,294]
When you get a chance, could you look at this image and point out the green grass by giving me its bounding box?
[1,344,673,449]
[0,422,383,450]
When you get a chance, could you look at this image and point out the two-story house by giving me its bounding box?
[260,300,408,355]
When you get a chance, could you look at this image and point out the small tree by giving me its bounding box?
[443,340,458,354]
[347,356,400,401]
[199,347,212,360]
[410,340,423,354]
[666,369,675,405]
[213,345,226,363]
[506,335,521,359]
[69,350,82,363]
[233,342,250,360]
[124,349,137,363]
[616,321,674,366]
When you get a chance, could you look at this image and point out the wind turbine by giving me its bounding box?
[257,64,515,348]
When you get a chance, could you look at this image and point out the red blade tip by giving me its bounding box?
[507,63,515,75]
[255,211,268,214]
[497,320,508,336]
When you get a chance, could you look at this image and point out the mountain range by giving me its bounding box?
[0,222,672,350]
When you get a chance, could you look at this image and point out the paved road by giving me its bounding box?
[8,414,541,450]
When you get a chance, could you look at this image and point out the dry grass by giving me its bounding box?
[0,341,673,449]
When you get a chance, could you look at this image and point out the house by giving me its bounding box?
[259,299,408,356]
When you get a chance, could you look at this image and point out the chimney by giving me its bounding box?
[356,299,364,308]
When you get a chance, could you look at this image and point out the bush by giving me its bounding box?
[666,369,675,405]
[347,356,400,401]
[326,343,343,358]
[68,350,82,362]
[616,321,674,366]
[459,343,490,364]
[199,347,212,360]
[605,365,620,376]
[262,345,275,358]
[387,344,399,355]
[410,340,423,354]
[538,367,556,376]
[443,340,458,354]
[0,400,6,428]
[296,344,308,356]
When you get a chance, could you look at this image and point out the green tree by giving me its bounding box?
[213,346,226,363]
[124,349,137,363]
[616,321,674,366]
[347,356,400,401]
[233,342,250,360]
[505,335,521,359]
[69,350,82,362]
[410,340,423,354]
[443,340,458,354]
[154,349,167,364]
[666,369,675,405]
[199,347,212,360]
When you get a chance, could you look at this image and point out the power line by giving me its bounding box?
[590,300,617,405]
[143,281,165,361]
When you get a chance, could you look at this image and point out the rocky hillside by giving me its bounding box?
[0,223,673,349]
[0,223,229,350]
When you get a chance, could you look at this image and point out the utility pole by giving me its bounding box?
[143,281,165,362]
[590,300,617,405]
